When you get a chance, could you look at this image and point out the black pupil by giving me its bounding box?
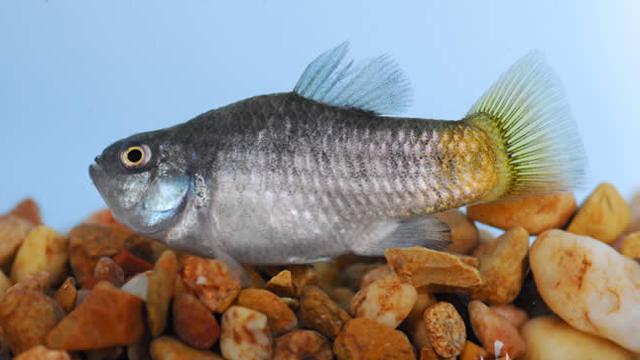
[127,149,143,163]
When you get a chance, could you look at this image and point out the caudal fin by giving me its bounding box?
[465,51,586,200]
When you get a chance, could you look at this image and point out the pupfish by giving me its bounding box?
[90,42,585,268]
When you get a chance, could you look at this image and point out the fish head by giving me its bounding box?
[90,129,192,237]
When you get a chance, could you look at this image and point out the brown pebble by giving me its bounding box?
[237,288,297,335]
[147,250,178,337]
[173,292,220,349]
[467,192,576,235]
[385,246,482,289]
[181,256,240,313]
[46,281,144,350]
[300,285,351,338]
[490,304,529,329]
[568,183,631,243]
[13,345,70,360]
[273,330,332,360]
[54,277,78,313]
[0,283,65,354]
[87,256,125,288]
[468,300,525,358]
[423,302,466,358]
[334,318,415,360]
[9,198,42,225]
[150,336,223,360]
[266,270,296,297]
[459,341,488,360]
[0,215,34,267]
[470,227,529,305]
[112,249,154,277]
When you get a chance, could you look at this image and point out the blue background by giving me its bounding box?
[1,1,639,229]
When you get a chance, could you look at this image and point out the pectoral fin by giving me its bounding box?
[350,216,451,256]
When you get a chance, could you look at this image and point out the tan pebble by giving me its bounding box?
[568,183,631,243]
[435,209,479,253]
[490,304,528,329]
[266,270,296,297]
[0,283,65,354]
[350,273,417,329]
[468,192,576,234]
[46,281,144,350]
[531,230,640,352]
[459,341,488,360]
[150,336,223,360]
[220,306,272,360]
[359,265,394,289]
[403,287,437,349]
[68,224,129,286]
[0,269,11,295]
[620,231,640,259]
[173,292,220,349]
[238,288,297,335]
[418,345,441,360]
[147,250,178,337]
[11,226,68,286]
[273,330,332,360]
[329,287,354,310]
[521,316,633,360]
[423,302,466,358]
[385,246,482,289]
[88,256,125,288]
[181,256,240,313]
[470,227,529,304]
[289,265,318,296]
[300,285,351,338]
[54,277,78,313]
[468,300,525,358]
[13,345,70,360]
[334,318,415,360]
[243,265,266,288]
[0,215,34,267]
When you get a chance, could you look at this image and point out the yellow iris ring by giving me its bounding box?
[121,146,147,168]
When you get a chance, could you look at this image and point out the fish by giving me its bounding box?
[90,42,585,269]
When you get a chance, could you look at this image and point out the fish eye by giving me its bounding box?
[121,145,151,169]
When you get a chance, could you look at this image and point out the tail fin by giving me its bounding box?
[465,51,586,200]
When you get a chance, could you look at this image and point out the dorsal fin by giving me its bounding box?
[293,42,412,115]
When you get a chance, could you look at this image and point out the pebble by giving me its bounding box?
[0,216,34,268]
[8,198,42,225]
[54,277,78,313]
[10,226,68,286]
[0,282,65,354]
[385,246,482,289]
[237,288,297,335]
[403,287,437,349]
[173,292,220,349]
[468,300,526,358]
[0,269,11,295]
[46,281,144,350]
[468,192,576,234]
[220,306,272,360]
[334,318,415,360]
[273,330,333,360]
[112,248,154,277]
[349,273,417,329]
[459,341,488,360]
[490,304,528,329]
[87,256,125,288]
[567,183,631,243]
[13,346,70,360]
[181,256,241,313]
[521,316,634,360]
[620,231,640,259]
[68,224,129,286]
[434,209,479,254]
[359,265,394,289]
[149,336,223,360]
[470,227,529,304]
[530,229,640,352]
[300,285,351,338]
[423,301,466,358]
[147,250,178,337]
[265,270,296,297]
[120,271,151,300]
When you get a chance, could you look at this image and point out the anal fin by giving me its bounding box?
[350,216,451,256]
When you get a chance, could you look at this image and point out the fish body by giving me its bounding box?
[90,43,585,266]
